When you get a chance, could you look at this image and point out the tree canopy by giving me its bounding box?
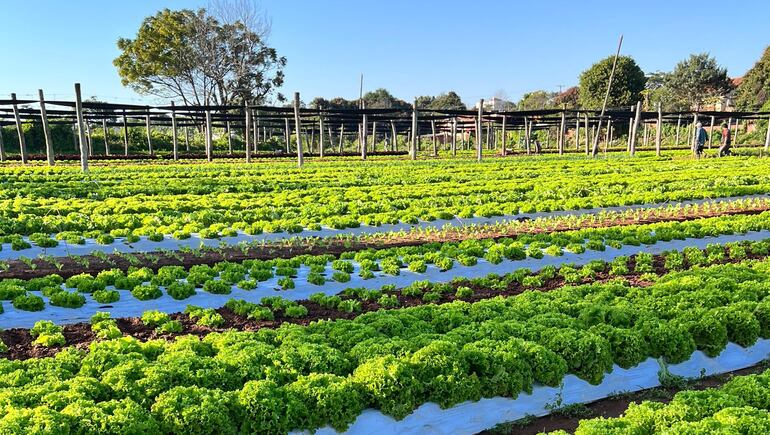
[517,90,556,110]
[114,7,286,106]
[664,53,732,110]
[735,46,770,111]
[578,55,646,109]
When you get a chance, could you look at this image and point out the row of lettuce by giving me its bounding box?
[2,211,770,315]
[7,237,770,352]
[0,194,764,254]
[0,156,768,238]
[546,369,770,434]
[2,258,770,433]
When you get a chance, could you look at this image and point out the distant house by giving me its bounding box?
[474,97,514,111]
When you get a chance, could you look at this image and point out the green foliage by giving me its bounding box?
[578,55,646,108]
[735,46,770,110]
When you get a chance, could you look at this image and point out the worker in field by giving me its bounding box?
[694,122,707,158]
[718,121,732,157]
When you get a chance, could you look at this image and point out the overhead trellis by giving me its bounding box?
[1,85,769,171]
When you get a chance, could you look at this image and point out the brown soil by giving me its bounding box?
[2,246,761,361]
[1,204,766,281]
[481,361,770,435]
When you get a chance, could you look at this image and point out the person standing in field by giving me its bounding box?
[718,122,732,157]
[694,122,707,158]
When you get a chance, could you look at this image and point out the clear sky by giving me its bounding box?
[1,0,768,106]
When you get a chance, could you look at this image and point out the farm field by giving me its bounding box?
[0,153,769,434]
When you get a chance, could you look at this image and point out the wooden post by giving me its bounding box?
[170,102,178,160]
[501,115,507,156]
[708,115,715,149]
[226,121,233,154]
[361,101,367,160]
[244,103,252,163]
[524,117,531,155]
[734,118,740,146]
[765,115,770,152]
[390,121,397,152]
[253,110,259,152]
[145,111,153,156]
[574,114,580,151]
[371,121,377,152]
[85,121,93,156]
[122,110,129,156]
[630,100,642,156]
[0,127,4,161]
[485,121,491,151]
[319,113,325,158]
[184,126,190,152]
[205,110,213,162]
[431,120,437,156]
[11,94,28,164]
[411,99,418,160]
[655,103,662,157]
[584,114,590,155]
[451,117,457,156]
[293,92,304,167]
[476,99,483,161]
[558,111,566,155]
[284,118,290,152]
[675,114,681,146]
[591,35,624,157]
[626,106,634,152]
[38,89,54,165]
[339,124,344,154]
[101,117,110,156]
[74,84,88,172]
[690,113,699,156]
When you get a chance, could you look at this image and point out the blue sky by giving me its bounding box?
[1,0,768,105]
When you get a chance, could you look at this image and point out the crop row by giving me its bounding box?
[3,211,770,326]
[0,156,768,239]
[546,368,770,434]
[2,257,770,433]
[5,237,770,359]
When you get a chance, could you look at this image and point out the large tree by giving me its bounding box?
[517,90,556,110]
[114,5,286,106]
[735,46,770,111]
[578,55,646,109]
[362,88,410,109]
[429,91,466,110]
[665,53,732,110]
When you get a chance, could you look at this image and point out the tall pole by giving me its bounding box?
[629,100,642,156]
[591,35,624,157]
[584,113,590,155]
[145,111,153,156]
[101,116,110,156]
[451,117,457,156]
[476,99,484,161]
[361,101,367,160]
[171,102,178,160]
[558,110,566,155]
[294,92,304,167]
[10,93,27,164]
[122,110,129,156]
[74,84,88,172]
[390,121,397,152]
[765,115,770,152]
[655,102,662,157]
[244,103,252,163]
[205,110,213,162]
[410,99,418,160]
[319,111,325,158]
[38,89,55,165]
[708,115,715,149]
